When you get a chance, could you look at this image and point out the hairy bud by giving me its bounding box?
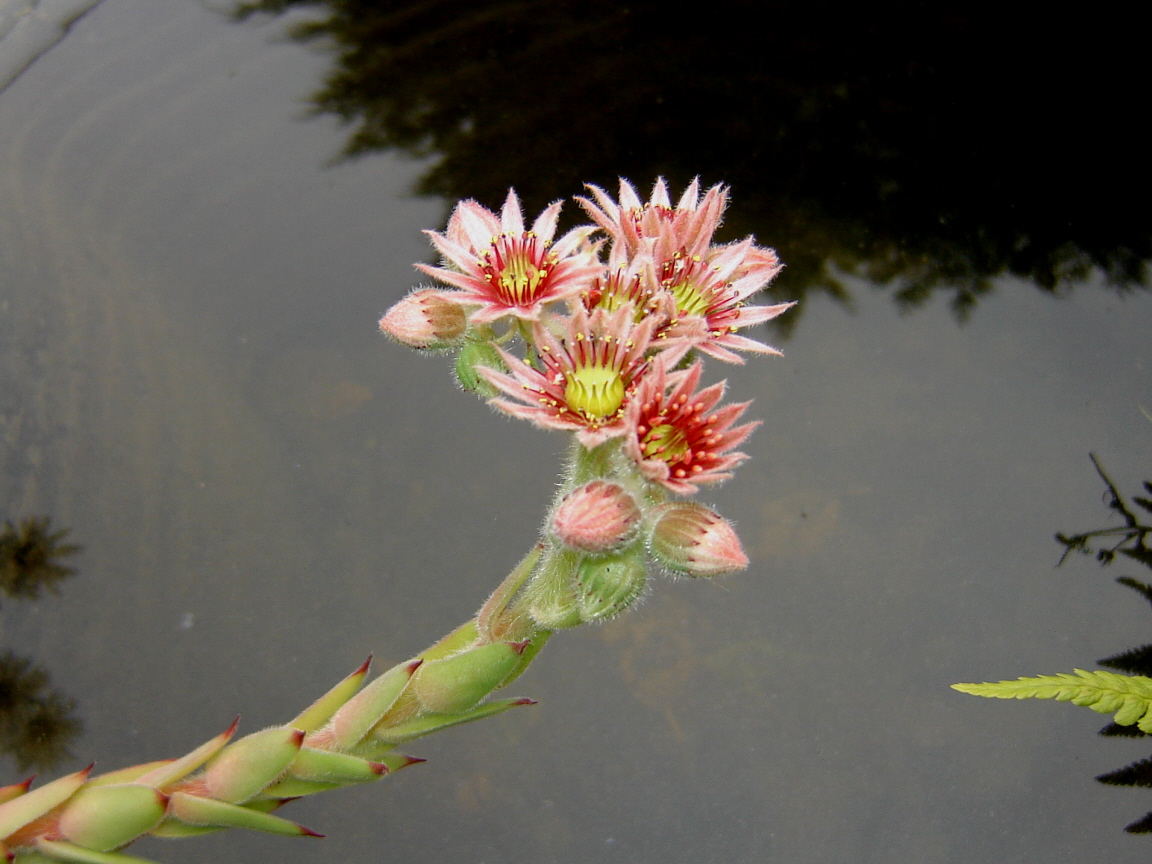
[551,481,641,553]
[649,503,748,577]
[379,289,467,349]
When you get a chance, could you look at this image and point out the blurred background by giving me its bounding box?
[1,2,1150,862]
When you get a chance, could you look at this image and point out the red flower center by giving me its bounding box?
[635,393,723,479]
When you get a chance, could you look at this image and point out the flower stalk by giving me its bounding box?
[0,178,790,863]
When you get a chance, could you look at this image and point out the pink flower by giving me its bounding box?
[623,360,757,494]
[579,177,727,258]
[415,190,602,324]
[479,306,672,447]
[648,502,749,577]
[646,237,794,364]
[551,480,641,553]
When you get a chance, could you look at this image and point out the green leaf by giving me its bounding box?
[953,669,1152,731]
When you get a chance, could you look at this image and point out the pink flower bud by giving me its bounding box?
[379,289,466,349]
[649,503,749,577]
[551,481,641,553]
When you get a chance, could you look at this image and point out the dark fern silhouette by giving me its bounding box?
[1057,459,1152,834]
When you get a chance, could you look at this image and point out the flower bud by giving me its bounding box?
[379,289,466,349]
[649,503,749,577]
[576,547,647,622]
[551,481,641,554]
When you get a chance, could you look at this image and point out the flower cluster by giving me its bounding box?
[381,178,791,624]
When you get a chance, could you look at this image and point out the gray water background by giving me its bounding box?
[1,3,1151,862]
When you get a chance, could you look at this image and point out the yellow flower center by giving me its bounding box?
[667,279,711,318]
[565,363,625,420]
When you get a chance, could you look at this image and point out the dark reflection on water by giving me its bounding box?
[1,515,80,604]
[0,516,83,771]
[235,0,1149,328]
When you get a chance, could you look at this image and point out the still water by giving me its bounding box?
[1,3,1150,863]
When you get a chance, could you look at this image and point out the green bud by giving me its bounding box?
[454,340,506,396]
[412,642,525,715]
[204,726,304,804]
[167,792,321,837]
[575,547,648,622]
[57,784,167,852]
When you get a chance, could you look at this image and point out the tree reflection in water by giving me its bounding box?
[233,0,1148,331]
[0,516,83,772]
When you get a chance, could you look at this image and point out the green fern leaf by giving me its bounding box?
[952,670,1152,732]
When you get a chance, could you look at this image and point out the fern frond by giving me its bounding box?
[952,669,1152,732]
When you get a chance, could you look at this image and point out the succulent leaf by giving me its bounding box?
[167,793,321,837]
[133,719,239,790]
[290,657,372,733]
[412,642,525,714]
[327,660,421,750]
[257,777,342,799]
[373,697,534,744]
[57,785,167,852]
[204,727,304,804]
[0,765,91,841]
[0,779,32,806]
[289,747,387,783]
[418,619,481,662]
[34,838,161,864]
[86,764,171,789]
